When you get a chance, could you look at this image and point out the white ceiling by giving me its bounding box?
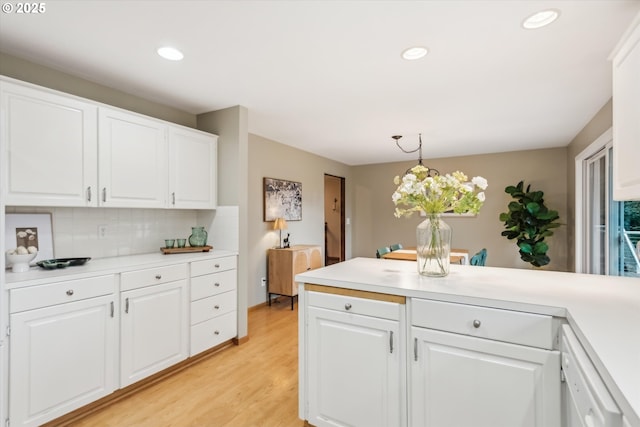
[1,0,639,165]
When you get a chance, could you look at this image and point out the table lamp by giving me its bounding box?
[273,217,288,248]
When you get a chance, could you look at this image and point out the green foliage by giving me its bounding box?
[499,181,561,267]
[624,201,640,231]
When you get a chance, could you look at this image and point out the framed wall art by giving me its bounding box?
[5,213,54,263]
[263,177,302,221]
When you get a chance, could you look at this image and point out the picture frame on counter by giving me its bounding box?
[5,213,54,264]
[263,177,303,222]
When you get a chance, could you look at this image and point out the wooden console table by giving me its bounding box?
[268,245,323,309]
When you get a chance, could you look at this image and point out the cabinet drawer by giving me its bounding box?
[191,269,237,301]
[10,275,115,313]
[307,290,402,321]
[412,299,554,349]
[191,290,237,325]
[121,263,187,291]
[190,311,237,356]
[191,256,237,277]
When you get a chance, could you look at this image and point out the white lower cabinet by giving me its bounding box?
[120,273,189,387]
[189,256,238,356]
[410,298,561,427]
[303,287,406,427]
[410,327,560,427]
[6,255,238,426]
[9,275,117,427]
[301,290,565,427]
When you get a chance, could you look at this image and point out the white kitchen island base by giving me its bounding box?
[297,258,640,427]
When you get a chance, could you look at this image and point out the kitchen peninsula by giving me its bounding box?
[296,258,640,427]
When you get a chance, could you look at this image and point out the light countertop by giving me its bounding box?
[4,249,238,289]
[296,257,640,425]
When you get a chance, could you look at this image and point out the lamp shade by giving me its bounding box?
[273,217,288,230]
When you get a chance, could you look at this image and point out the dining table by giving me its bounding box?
[382,248,470,264]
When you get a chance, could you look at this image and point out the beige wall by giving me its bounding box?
[352,148,569,271]
[566,100,613,271]
[247,134,352,307]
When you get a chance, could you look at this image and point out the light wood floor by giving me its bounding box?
[73,300,303,427]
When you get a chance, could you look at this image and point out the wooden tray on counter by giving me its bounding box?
[161,245,213,254]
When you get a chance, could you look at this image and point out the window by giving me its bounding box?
[577,129,640,277]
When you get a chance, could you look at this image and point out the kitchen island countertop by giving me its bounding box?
[296,257,640,425]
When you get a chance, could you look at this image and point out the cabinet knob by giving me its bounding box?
[214,282,220,287]
[214,330,220,335]
[155,274,162,280]
[344,303,352,310]
[473,319,481,328]
[214,305,220,310]
[66,289,74,296]
[215,264,220,268]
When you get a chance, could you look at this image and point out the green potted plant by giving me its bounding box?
[499,181,561,267]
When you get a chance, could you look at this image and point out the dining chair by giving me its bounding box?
[376,246,391,258]
[389,243,403,251]
[470,248,487,266]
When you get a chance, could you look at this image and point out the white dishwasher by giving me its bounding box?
[561,325,622,427]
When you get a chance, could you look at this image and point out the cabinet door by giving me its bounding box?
[168,126,217,209]
[307,306,404,427]
[120,280,188,387]
[1,81,98,206]
[9,295,116,427]
[308,246,323,270]
[612,16,640,201]
[411,327,560,427]
[98,107,167,208]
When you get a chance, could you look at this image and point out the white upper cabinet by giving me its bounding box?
[168,125,217,209]
[1,80,98,206]
[98,107,168,208]
[611,13,640,201]
[1,77,218,209]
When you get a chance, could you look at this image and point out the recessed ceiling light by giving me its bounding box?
[157,46,184,61]
[522,9,560,29]
[401,46,428,61]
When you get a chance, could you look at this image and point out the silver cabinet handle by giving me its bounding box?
[125,297,130,314]
[172,192,176,205]
[155,274,162,280]
[66,289,74,296]
[344,303,352,310]
[414,337,418,361]
[102,187,107,202]
[87,187,92,202]
[473,319,481,328]
[389,331,394,354]
[110,301,114,318]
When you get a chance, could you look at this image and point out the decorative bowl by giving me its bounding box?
[6,251,38,273]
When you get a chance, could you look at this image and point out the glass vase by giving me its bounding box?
[416,214,452,277]
[188,226,208,247]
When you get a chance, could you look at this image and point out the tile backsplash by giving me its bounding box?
[6,206,239,259]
